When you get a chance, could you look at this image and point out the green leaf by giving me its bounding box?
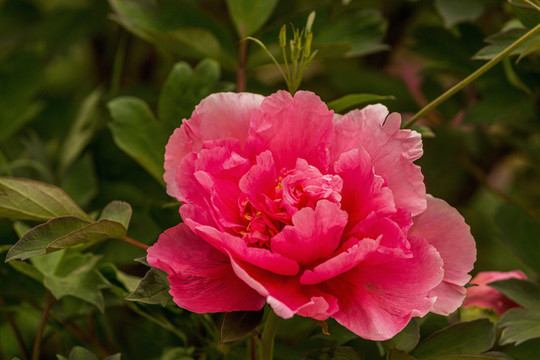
[32,250,111,312]
[126,267,172,306]
[388,349,417,360]
[159,347,195,360]
[65,346,99,360]
[220,309,264,343]
[434,0,485,28]
[300,346,362,360]
[107,97,167,184]
[498,307,540,345]
[60,154,98,208]
[158,59,220,132]
[411,319,495,359]
[508,338,540,359]
[226,0,278,36]
[488,278,540,309]
[327,93,395,113]
[432,357,507,360]
[473,28,534,60]
[5,215,127,261]
[383,319,420,353]
[495,203,540,274]
[509,0,540,29]
[99,201,132,229]
[58,88,103,175]
[0,177,92,222]
[502,57,531,94]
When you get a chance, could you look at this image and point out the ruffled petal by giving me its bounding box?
[186,219,300,276]
[333,105,426,216]
[164,92,264,200]
[272,200,348,265]
[324,236,443,340]
[247,91,334,172]
[408,195,476,315]
[147,224,265,312]
[229,257,338,320]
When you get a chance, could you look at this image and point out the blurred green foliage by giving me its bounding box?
[1,0,540,359]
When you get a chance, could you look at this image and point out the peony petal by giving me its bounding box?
[272,200,348,265]
[300,237,380,285]
[334,148,395,228]
[333,105,426,216]
[147,224,265,312]
[186,219,300,276]
[164,92,264,200]
[229,256,338,320]
[324,236,443,340]
[247,91,334,172]
[408,195,476,315]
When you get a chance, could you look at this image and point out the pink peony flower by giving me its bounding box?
[147,91,476,340]
[463,270,527,315]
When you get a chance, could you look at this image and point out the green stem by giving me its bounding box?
[404,21,540,128]
[257,310,281,360]
[110,29,128,98]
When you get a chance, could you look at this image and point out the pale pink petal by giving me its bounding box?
[164,92,264,200]
[333,105,426,216]
[229,257,338,320]
[324,236,443,340]
[300,237,380,285]
[271,200,348,265]
[408,195,476,315]
[334,148,395,227]
[186,219,300,276]
[464,270,526,315]
[247,91,334,172]
[147,224,265,312]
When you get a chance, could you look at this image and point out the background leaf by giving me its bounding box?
[327,93,395,113]
[226,0,278,36]
[220,309,264,343]
[126,267,172,306]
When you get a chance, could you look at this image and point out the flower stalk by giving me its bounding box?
[257,310,281,360]
[404,21,540,128]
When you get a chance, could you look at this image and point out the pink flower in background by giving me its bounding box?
[147,90,476,340]
[463,270,527,315]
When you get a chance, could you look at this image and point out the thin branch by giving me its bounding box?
[32,291,55,360]
[404,22,540,128]
[237,38,248,92]
[0,295,30,360]
[121,236,149,251]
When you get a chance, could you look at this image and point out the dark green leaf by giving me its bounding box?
[58,88,103,175]
[327,93,394,113]
[388,349,417,360]
[411,319,495,359]
[159,347,195,360]
[495,203,540,274]
[488,278,540,309]
[432,357,507,360]
[32,250,111,312]
[220,309,264,343]
[226,0,278,36]
[498,307,540,345]
[158,59,220,132]
[473,28,533,60]
[383,319,420,353]
[435,0,485,28]
[508,338,540,359]
[126,267,172,306]
[5,215,126,261]
[107,97,167,184]
[60,154,98,208]
[300,346,362,360]
[66,346,99,360]
[0,177,92,222]
[99,201,132,229]
[509,0,540,29]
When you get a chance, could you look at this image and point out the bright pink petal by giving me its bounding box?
[334,148,395,228]
[229,257,338,320]
[164,92,264,200]
[333,105,426,216]
[324,236,443,340]
[247,91,334,172]
[408,195,476,315]
[272,200,348,265]
[300,237,380,285]
[186,219,300,276]
[147,224,265,312]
